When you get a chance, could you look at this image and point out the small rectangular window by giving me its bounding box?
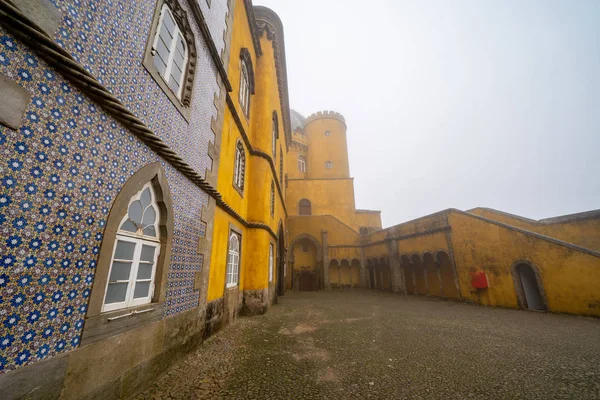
[302,242,309,253]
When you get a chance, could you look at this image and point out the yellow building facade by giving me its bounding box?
[212,1,600,321]
[206,2,290,327]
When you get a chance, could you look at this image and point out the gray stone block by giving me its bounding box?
[0,74,30,130]
[13,0,62,38]
[0,354,68,400]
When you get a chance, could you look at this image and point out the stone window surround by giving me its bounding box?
[232,139,245,197]
[224,223,244,291]
[142,0,197,122]
[82,163,174,345]
[239,48,255,121]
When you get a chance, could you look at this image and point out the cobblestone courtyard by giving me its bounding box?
[136,291,600,399]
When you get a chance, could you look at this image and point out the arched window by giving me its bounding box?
[270,181,275,217]
[103,183,161,312]
[279,148,283,188]
[298,155,306,173]
[151,4,189,100]
[226,233,240,288]
[233,140,245,191]
[272,111,279,157]
[299,199,311,216]
[239,48,254,118]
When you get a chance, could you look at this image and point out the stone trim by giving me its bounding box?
[142,0,198,120]
[0,0,281,245]
[289,233,322,263]
[225,94,288,215]
[0,73,30,129]
[183,0,232,91]
[83,163,174,344]
[242,0,262,56]
[510,260,549,311]
[239,47,255,94]
[253,6,292,149]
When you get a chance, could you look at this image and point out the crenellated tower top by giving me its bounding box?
[305,110,346,126]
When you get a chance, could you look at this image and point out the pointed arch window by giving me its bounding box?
[233,141,245,192]
[103,183,161,312]
[227,232,241,288]
[279,148,283,188]
[299,199,311,216]
[272,111,279,157]
[298,155,306,173]
[239,49,255,119]
[144,0,197,119]
[270,181,275,217]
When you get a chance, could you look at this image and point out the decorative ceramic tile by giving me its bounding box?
[0,0,228,374]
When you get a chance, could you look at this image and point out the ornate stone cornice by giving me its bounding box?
[243,0,262,56]
[253,6,292,150]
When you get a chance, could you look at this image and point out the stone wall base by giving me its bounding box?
[241,288,270,316]
[0,301,231,400]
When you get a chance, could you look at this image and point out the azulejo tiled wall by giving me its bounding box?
[0,0,229,374]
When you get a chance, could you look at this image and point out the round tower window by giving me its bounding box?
[324,130,331,136]
[325,161,333,169]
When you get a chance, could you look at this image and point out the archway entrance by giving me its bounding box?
[513,262,546,311]
[277,224,285,296]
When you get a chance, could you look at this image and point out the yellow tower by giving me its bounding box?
[305,111,350,179]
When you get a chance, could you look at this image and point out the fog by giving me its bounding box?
[255,0,600,227]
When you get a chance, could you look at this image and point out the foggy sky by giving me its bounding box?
[255,0,600,227]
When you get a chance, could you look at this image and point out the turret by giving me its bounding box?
[304,110,349,179]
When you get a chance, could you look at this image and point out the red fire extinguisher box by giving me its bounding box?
[471,271,488,289]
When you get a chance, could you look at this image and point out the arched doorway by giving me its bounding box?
[423,252,440,297]
[412,254,426,295]
[289,234,320,291]
[367,259,375,289]
[277,224,286,296]
[351,259,361,288]
[329,259,340,288]
[340,259,351,288]
[436,251,459,299]
[401,255,415,294]
[512,261,547,311]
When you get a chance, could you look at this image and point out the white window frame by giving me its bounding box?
[233,142,245,190]
[151,4,189,100]
[226,232,241,288]
[102,183,161,312]
[298,155,306,173]
[239,61,250,117]
[269,243,274,282]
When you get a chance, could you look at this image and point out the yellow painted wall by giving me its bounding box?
[468,208,600,252]
[292,239,318,271]
[287,216,359,248]
[448,211,600,316]
[304,115,349,179]
[208,0,287,303]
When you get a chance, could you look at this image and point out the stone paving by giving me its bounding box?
[135,291,600,399]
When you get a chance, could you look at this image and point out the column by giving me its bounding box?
[423,266,430,296]
[360,247,368,289]
[349,266,353,288]
[436,260,445,299]
[322,231,330,290]
[387,239,404,294]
